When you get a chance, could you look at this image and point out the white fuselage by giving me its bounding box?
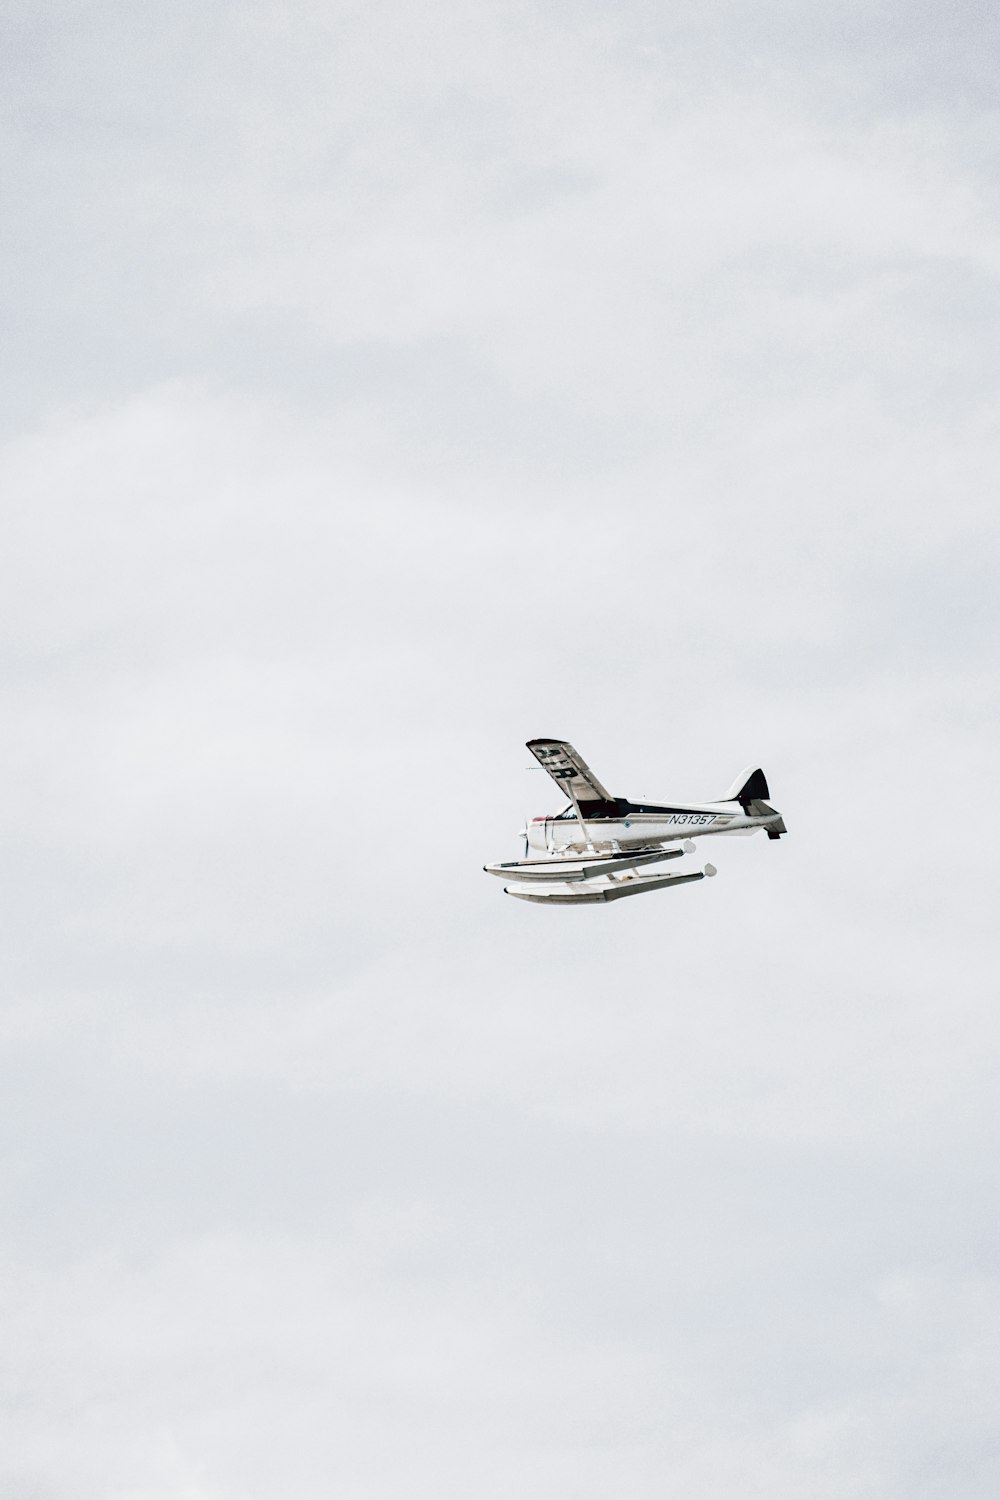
[527,799,779,853]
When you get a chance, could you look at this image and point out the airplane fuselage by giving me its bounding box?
[526,797,784,853]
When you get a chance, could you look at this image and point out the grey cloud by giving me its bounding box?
[2,2,999,1496]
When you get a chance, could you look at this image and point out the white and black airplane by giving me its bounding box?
[485,738,786,905]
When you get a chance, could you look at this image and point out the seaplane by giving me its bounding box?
[485,738,786,905]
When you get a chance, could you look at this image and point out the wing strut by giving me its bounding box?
[565,779,595,851]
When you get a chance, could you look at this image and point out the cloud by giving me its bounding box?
[2,2,999,1495]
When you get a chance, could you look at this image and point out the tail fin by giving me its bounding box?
[721,766,770,803]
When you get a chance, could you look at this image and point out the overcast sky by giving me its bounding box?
[2,2,1000,1496]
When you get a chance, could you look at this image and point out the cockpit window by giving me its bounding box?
[554,804,577,819]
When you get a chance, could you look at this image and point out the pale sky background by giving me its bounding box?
[2,2,1000,1496]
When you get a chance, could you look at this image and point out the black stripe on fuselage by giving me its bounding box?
[573,799,707,819]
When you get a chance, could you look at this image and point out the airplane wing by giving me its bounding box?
[526,738,613,803]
